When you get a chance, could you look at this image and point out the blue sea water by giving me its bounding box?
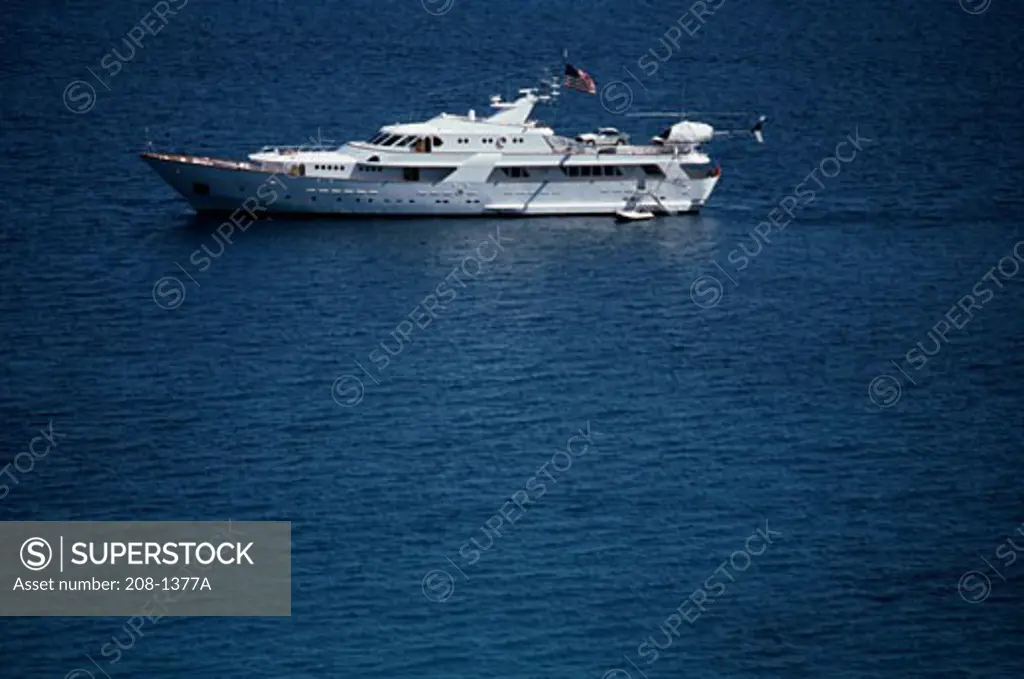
[1,0,1023,677]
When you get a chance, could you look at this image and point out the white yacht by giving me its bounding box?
[141,85,763,217]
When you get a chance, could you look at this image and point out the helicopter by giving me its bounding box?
[626,111,768,146]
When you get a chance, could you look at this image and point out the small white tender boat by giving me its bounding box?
[615,206,655,222]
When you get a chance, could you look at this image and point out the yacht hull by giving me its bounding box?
[141,153,718,217]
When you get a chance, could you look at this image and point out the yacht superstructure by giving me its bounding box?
[141,86,761,218]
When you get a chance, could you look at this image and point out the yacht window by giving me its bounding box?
[403,167,420,181]
[397,136,415,146]
[432,137,443,147]
[568,167,579,177]
[380,136,401,147]
[642,165,665,177]
[581,167,592,177]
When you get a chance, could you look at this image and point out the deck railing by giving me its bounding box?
[544,136,683,156]
[257,144,341,155]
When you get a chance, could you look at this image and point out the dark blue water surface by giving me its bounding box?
[2,0,1024,677]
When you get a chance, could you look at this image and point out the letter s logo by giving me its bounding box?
[20,537,52,571]
[600,81,634,115]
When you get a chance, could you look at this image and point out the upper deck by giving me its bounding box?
[244,87,715,169]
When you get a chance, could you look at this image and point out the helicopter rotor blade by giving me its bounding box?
[624,112,687,118]
[625,110,757,118]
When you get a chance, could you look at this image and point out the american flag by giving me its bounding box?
[564,63,596,94]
